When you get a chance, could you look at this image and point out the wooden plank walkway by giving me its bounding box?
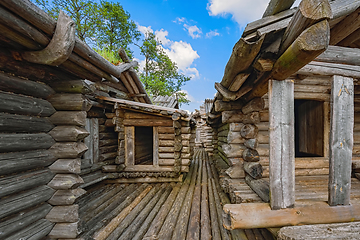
[78,148,273,240]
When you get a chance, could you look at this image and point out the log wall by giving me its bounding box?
[0,71,56,239]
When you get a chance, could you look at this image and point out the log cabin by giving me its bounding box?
[203,0,360,238]
[0,0,198,239]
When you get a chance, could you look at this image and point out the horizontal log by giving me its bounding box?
[242,148,260,162]
[5,219,54,240]
[48,174,84,190]
[50,80,93,94]
[49,158,81,174]
[46,205,79,223]
[0,113,54,133]
[123,165,189,172]
[123,119,173,127]
[0,203,52,239]
[48,93,92,111]
[102,164,125,173]
[107,175,183,183]
[214,99,244,112]
[159,153,175,159]
[222,111,260,124]
[49,111,87,126]
[159,159,190,166]
[0,149,56,175]
[49,125,89,142]
[229,123,244,132]
[0,71,55,98]
[0,133,55,153]
[244,162,263,179]
[0,91,55,117]
[49,222,80,239]
[242,98,265,115]
[240,124,259,139]
[80,170,108,188]
[0,185,55,219]
[99,152,117,161]
[50,142,88,158]
[99,139,118,147]
[159,140,175,147]
[48,188,86,205]
[245,175,269,202]
[223,200,360,229]
[0,169,54,198]
[298,61,360,79]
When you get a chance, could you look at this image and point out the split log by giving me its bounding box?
[242,98,265,114]
[0,113,54,133]
[272,20,330,80]
[48,174,84,190]
[46,205,78,223]
[244,162,263,179]
[223,200,360,229]
[49,126,89,142]
[49,222,80,239]
[5,219,54,240]
[0,185,55,219]
[240,124,259,139]
[229,73,251,92]
[0,169,54,199]
[253,58,274,72]
[48,94,92,111]
[0,91,55,117]
[48,188,86,205]
[269,79,295,210]
[50,80,93,94]
[50,142,88,158]
[49,111,87,126]
[215,82,250,101]
[245,175,270,202]
[49,158,81,174]
[244,139,259,150]
[22,10,75,66]
[280,0,332,55]
[222,111,260,124]
[329,75,353,206]
[220,36,265,88]
[0,133,55,153]
[0,71,55,98]
[0,203,52,239]
[242,149,260,162]
[0,149,56,175]
[262,0,296,17]
[214,99,244,112]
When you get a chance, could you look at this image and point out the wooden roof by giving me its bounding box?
[208,0,360,124]
[0,0,151,104]
[153,95,179,109]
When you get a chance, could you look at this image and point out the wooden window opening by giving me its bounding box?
[134,126,153,165]
[294,99,324,158]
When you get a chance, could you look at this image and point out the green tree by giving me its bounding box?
[138,32,190,105]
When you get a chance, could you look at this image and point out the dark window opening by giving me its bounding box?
[135,126,153,165]
[295,100,324,157]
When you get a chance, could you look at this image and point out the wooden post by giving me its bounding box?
[269,79,295,210]
[328,75,354,206]
[153,126,159,167]
[125,126,135,166]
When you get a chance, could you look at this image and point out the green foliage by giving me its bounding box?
[94,48,121,65]
[139,32,191,105]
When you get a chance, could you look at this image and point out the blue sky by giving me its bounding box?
[116,0,300,112]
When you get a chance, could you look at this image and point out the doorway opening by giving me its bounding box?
[135,126,153,165]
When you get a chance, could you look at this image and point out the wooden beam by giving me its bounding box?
[316,45,360,66]
[223,200,360,229]
[329,75,354,206]
[269,79,295,210]
[22,10,75,66]
[280,0,332,55]
[272,20,330,80]
[125,126,135,166]
[262,0,296,18]
[298,61,360,78]
[330,7,360,45]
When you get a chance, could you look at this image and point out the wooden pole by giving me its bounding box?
[269,79,295,210]
[328,75,354,206]
[262,0,296,17]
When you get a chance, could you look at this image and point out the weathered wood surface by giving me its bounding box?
[245,175,270,203]
[0,71,55,98]
[0,133,55,152]
[280,0,332,55]
[278,222,360,240]
[223,200,360,229]
[49,111,86,126]
[49,126,89,142]
[262,0,296,18]
[0,203,52,239]
[48,93,92,111]
[222,111,260,124]
[46,205,78,223]
[330,7,360,45]
[242,98,265,114]
[298,61,360,79]
[48,174,84,190]
[0,149,56,175]
[50,142,88,159]
[0,169,54,198]
[22,10,75,66]
[269,79,295,210]
[5,219,54,240]
[48,188,86,205]
[244,162,263,179]
[272,20,330,80]
[329,75,354,206]
[49,222,79,239]
[0,91,55,117]
[0,185,55,219]
[214,99,244,112]
[0,113,54,133]
[49,158,81,174]
[316,45,360,66]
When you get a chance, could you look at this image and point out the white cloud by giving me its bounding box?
[179,89,196,102]
[174,17,186,23]
[184,24,202,39]
[206,30,220,38]
[137,24,200,79]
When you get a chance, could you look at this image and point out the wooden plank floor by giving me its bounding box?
[79,148,274,240]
